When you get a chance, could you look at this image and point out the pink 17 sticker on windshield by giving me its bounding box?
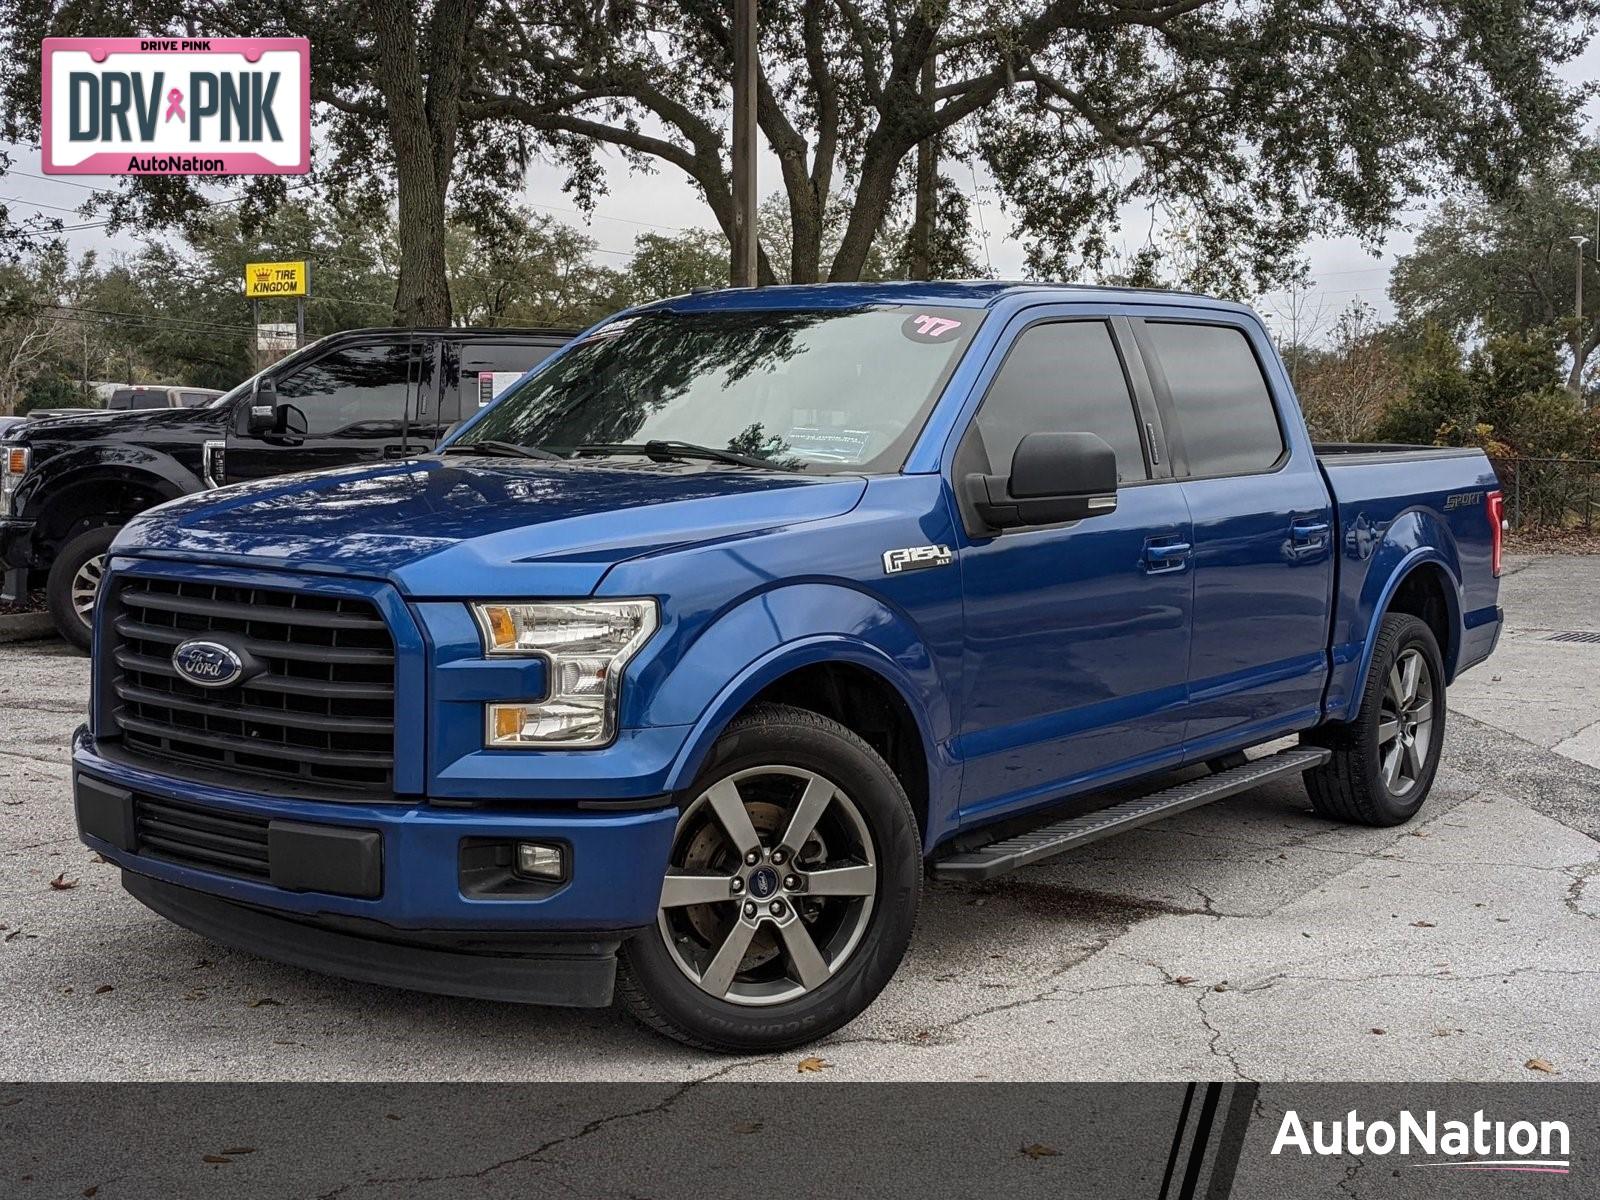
[903,313,964,342]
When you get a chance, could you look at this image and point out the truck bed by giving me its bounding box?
[1313,442,1487,465]
[1314,442,1502,723]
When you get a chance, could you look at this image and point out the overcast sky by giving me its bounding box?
[7,31,1600,345]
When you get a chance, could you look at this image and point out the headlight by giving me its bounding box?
[471,599,658,749]
[1,445,30,514]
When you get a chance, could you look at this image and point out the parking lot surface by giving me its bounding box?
[2,555,1596,1082]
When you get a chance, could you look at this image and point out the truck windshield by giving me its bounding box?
[453,305,982,472]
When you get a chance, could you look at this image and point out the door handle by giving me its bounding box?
[1290,520,1330,545]
[1142,539,1192,573]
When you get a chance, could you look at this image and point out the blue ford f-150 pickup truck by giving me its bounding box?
[71,282,1504,1051]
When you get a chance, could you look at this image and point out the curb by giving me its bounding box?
[0,611,58,644]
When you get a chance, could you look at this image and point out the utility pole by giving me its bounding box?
[729,0,758,288]
[908,52,938,280]
[1572,235,1589,403]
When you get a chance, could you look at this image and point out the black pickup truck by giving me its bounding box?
[0,326,572,648]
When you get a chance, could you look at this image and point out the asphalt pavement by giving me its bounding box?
[1,554,1596,1083]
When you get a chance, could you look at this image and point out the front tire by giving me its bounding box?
[619,703,921,1052]
[46,524,118,653]
[1302,613,1446,826]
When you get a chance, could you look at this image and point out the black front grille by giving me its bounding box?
[107,577,396,795]
[133,793,270,879]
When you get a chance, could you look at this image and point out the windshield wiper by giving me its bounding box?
[574,440,801,471]
[441,440,561,461]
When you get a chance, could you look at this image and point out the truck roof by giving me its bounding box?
[641,279,1258,316]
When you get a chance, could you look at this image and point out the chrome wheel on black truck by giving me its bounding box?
[45,524,118,653]
[1302,613,1447,826]
[619,703,920,1052]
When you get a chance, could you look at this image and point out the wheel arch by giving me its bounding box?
[29,461,193,552]
[662,636,952,853]
[1342,547,1463,723]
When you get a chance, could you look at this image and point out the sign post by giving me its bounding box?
[243,260,310,353]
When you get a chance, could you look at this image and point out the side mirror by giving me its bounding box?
[965,432,1119,531]
[246,377,279,435]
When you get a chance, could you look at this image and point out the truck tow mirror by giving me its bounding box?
[246,377,280,435]
[965,431,1119,531]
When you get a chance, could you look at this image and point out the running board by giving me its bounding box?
[929,747,1331,882]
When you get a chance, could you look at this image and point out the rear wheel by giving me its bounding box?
[1302,613,1445,826]
[619,704,920,1052]
[46,525,118,653]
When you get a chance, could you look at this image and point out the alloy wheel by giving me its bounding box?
[70,554,105,629]
[1377,647,1435,797]
[656,766,878,1006]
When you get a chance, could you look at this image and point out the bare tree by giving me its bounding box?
[1295,301,1403,442]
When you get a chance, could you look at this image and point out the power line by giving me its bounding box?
[0,194,91,216]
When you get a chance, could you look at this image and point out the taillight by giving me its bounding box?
[1486,489,1505,577]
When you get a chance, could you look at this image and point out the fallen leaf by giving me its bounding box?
[248,998,282,1008]
[1212,982,1230,993]
[93,985,113,995]
[89,853,109,864]
[1370,1028,1386,1035]
[384,1114,401,1121]
[1411,829,1431,838]
[1525,1058,1558,1075]
[49,872,78,891]
[731,1120,763,1134]
[201,1155,233,1164]
[1411,920,1436,928]
[83,1188,98,1197]
[796,1056,829,1073]
[1173,975,1197,986]
[219,1147,256,1155]
[913,1030,931,1040]
[1432,1028,1452,1038]
[1020,1143,1060,1160]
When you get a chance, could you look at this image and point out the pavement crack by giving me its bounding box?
[1562,862,1598,919]
[316,1059,757,1196]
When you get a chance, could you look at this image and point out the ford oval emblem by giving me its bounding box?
[171,639,245,689]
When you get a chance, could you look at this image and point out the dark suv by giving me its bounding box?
[0,326,571,648]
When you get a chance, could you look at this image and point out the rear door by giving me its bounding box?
[224,336,432,482]
[1129,314,1335,755]
[953,310,1194,823]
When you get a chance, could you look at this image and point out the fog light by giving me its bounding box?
[515,842,566,881]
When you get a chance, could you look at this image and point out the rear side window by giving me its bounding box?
[443,340,563,422]
[971,320,1147,482]
[1144,322,1284,476]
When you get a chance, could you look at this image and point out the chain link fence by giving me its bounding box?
[1492,457,1600,531]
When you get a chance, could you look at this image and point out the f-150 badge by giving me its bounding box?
[883,544,953,575]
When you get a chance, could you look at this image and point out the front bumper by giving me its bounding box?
[122,873,625,1007]
[0,517,38,602]
[73,728,679,1003]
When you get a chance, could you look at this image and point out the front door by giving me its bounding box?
[953,314,1194,827]
[225,337,434,482]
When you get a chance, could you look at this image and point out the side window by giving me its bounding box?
[441,341,562,423]
[1143,322,1284,476]
[276,342,412,438]
[971,321,1147,482]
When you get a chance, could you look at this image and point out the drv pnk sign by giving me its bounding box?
[42,37,309,175]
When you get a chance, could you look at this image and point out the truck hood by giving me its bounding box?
[116,457,868,596]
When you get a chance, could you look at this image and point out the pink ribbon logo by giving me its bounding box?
[164,88,185,123]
